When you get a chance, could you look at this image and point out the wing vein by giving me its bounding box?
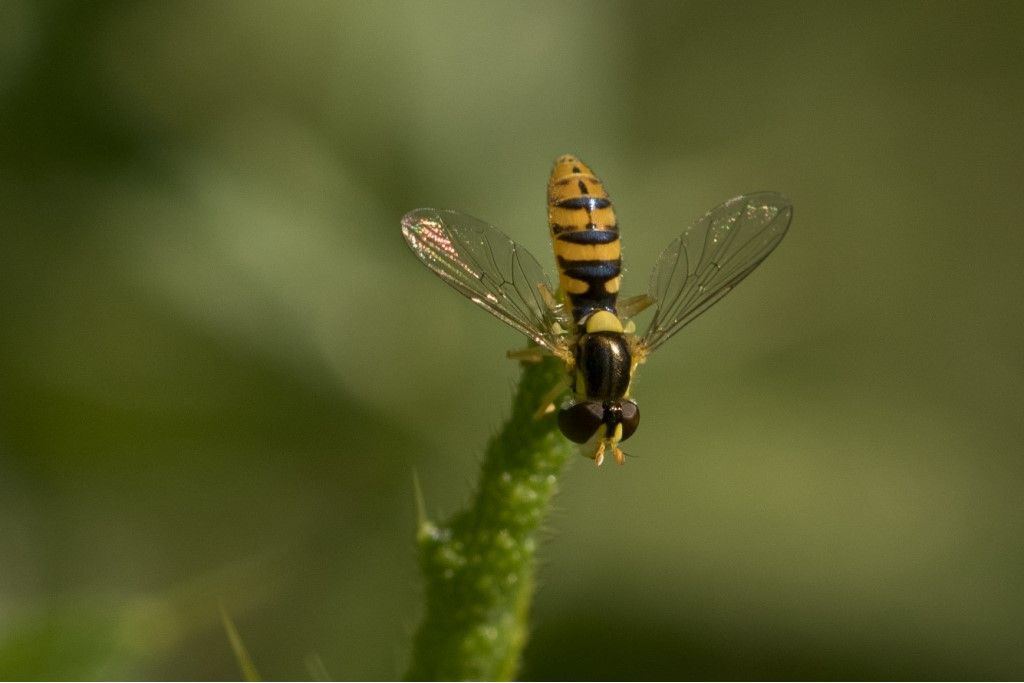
[401,208,566,353]
[641,193,792,352]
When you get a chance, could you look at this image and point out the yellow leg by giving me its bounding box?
[532,380,568,420]
[507,347,547,363]
[593,442,606,467]
[538,283,560,313]
[617,294,655,319]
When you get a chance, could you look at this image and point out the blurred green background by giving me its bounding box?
[2,1,1023,679]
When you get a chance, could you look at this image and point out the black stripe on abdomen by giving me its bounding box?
[567,289,617,324]
[556,228,619,245]
[555,196,612,211]
[558,257,621,282]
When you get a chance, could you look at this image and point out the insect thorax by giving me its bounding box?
[573,331,632,401]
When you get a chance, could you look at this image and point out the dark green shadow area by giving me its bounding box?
[523,608,1000,681]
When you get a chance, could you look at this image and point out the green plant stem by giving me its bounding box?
[405,355,574,681]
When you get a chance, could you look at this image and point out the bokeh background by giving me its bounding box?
[2,1,1023,679]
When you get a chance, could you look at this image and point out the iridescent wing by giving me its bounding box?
[401,208,569,354]
[640,192,792,352]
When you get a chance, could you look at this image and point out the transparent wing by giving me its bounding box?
[401,208,568,352]
[641,192,792,352]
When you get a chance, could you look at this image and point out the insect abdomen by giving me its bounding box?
[548,155,621,324]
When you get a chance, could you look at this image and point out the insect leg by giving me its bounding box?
[531,378,569,420]
[538,282,560,312]
[507,347,548,363]
[617,294,655,318]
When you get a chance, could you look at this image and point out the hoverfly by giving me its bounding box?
[401,155,791,466]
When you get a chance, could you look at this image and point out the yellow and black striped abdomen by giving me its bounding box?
[547,155,621,325]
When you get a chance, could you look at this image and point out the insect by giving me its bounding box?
[401,155,791,466]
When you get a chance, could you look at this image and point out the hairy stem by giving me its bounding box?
[405,355,574,681]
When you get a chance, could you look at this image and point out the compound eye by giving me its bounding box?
[619,400,640,441]
[557,401,604,444]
